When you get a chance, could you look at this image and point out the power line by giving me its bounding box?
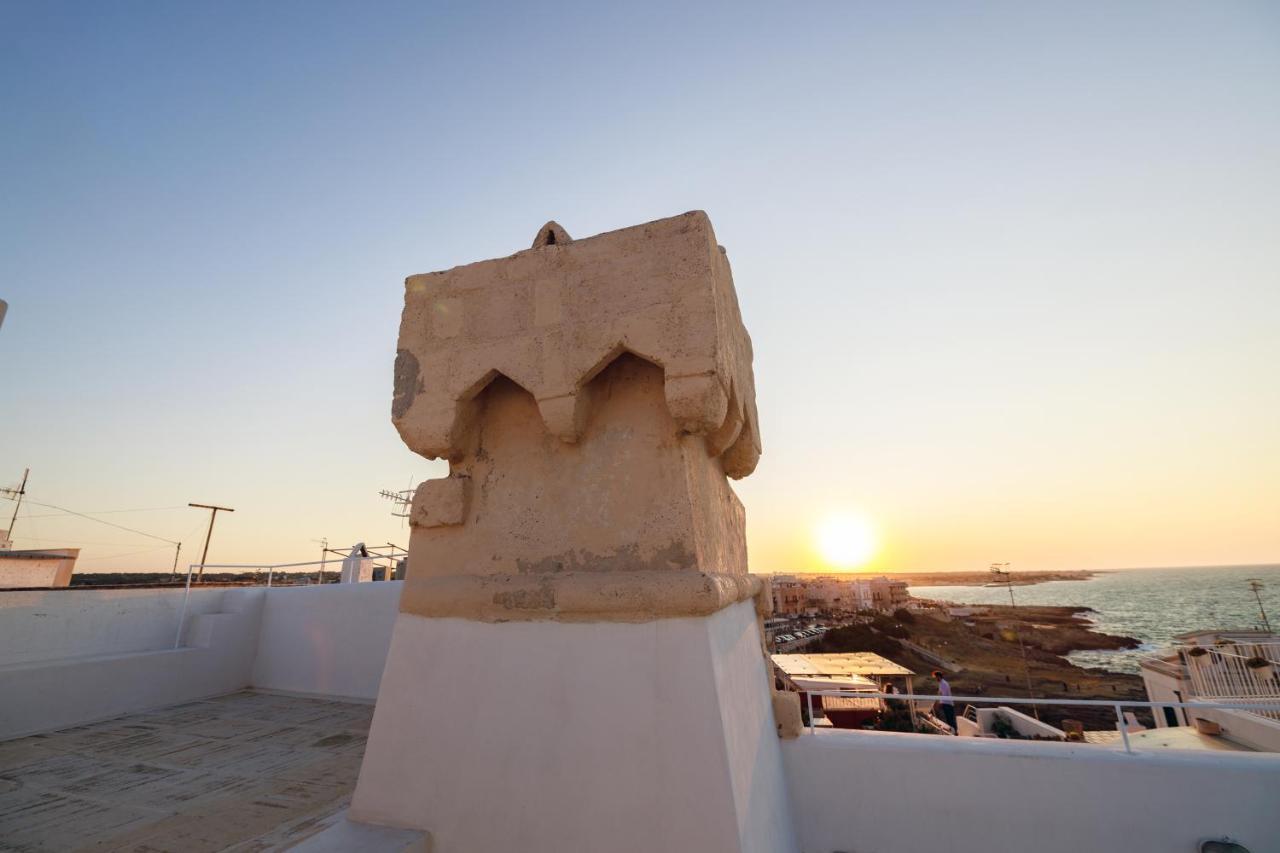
[77,545,176,562]
[9,535,165,547]
[24,499,180,546]
[22,506,188,518]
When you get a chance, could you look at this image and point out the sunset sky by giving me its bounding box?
[2,2,1277,574]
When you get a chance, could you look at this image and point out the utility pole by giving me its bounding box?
[4,468,29,540]
[991,562,1039,720]
[169,542,183,580]
[189,503,234,581]
[1248,579,1272,633]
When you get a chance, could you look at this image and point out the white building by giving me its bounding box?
[1141,629,1280,752]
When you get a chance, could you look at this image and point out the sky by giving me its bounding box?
[1,1,1277,575]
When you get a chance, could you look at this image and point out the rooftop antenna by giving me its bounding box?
[990,562,1039,720]
[2,468,29,540]
[1247,579,1272,633]
[379,485,414,520]
[312,537,329,585]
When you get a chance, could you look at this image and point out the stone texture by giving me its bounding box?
[0,691,373,852]
[409,477,469,529]
[351,213,799,851]
[398,570,762,623]
[773,691,804,740]
[392,210,760,475]
[391,212,765,620]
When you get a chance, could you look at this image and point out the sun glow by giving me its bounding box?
[815,512,878,570]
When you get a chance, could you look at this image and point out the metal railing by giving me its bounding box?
[1183,642,1280,721]
[172,558,387,649]
[799,690,1280,754]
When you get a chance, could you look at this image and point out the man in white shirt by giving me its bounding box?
[933,670,957,734]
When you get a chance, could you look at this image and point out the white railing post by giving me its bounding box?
[174,562,195,649]
[266,564,274,588]
[1114,704,1132,754]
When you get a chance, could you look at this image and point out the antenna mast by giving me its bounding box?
[991,562,1039,720]
[3,468,29,540]
[1248,579,1272,633]
[379,488,413,518]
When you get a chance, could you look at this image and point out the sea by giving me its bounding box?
[911,564,1280,675]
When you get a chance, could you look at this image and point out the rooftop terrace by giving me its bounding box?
[0,690,371,852]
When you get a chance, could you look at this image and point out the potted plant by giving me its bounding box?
[989,713,1019,739]
[1245,656,1274,681]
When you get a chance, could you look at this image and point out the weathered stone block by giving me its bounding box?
[410,477,469,529]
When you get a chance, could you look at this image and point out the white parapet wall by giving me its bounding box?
[0,588,266,738]
[0,585,234,666]
[251,580,402,700]
[782,728,1280,853]
[972,705,1065,739]
[0,581,404,740]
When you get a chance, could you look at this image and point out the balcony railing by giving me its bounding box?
[1182,641,1280,721]
[800,690,1280,754]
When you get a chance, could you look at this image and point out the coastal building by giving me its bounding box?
[1141,629,1280,751]
[0,215,1276,851]
[769,574,909,615]
[771,574,808,615]
[772,652,916,729]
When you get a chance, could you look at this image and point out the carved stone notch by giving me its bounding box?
[392,211,765,622]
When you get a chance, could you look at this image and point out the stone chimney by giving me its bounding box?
[391,210,764,622]
[350,212,798,853]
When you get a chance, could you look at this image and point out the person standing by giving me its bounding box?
[933,670,957,734]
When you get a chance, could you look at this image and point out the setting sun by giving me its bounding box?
[814,512,878,570]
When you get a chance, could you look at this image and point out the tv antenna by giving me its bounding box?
[990,562,1039,719]
[2,468,29,539]
[1247,579,1272,633]
[379,481,414,520]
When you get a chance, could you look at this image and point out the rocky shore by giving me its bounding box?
[911,601,1147,728]
[813,601,1148,730]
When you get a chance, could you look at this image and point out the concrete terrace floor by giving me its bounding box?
[0,691,373,852]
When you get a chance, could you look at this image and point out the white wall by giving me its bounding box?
[974,706,1065,739]
[1142,665,1190,728]
[782,729,1280,853]
[0,589,265,739]
[0,582,403,740]
[251,581,402,700]
[351,600,799,853]
[0,553,75,589]
[0,586,233,665]
[1197,707,1280,752]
